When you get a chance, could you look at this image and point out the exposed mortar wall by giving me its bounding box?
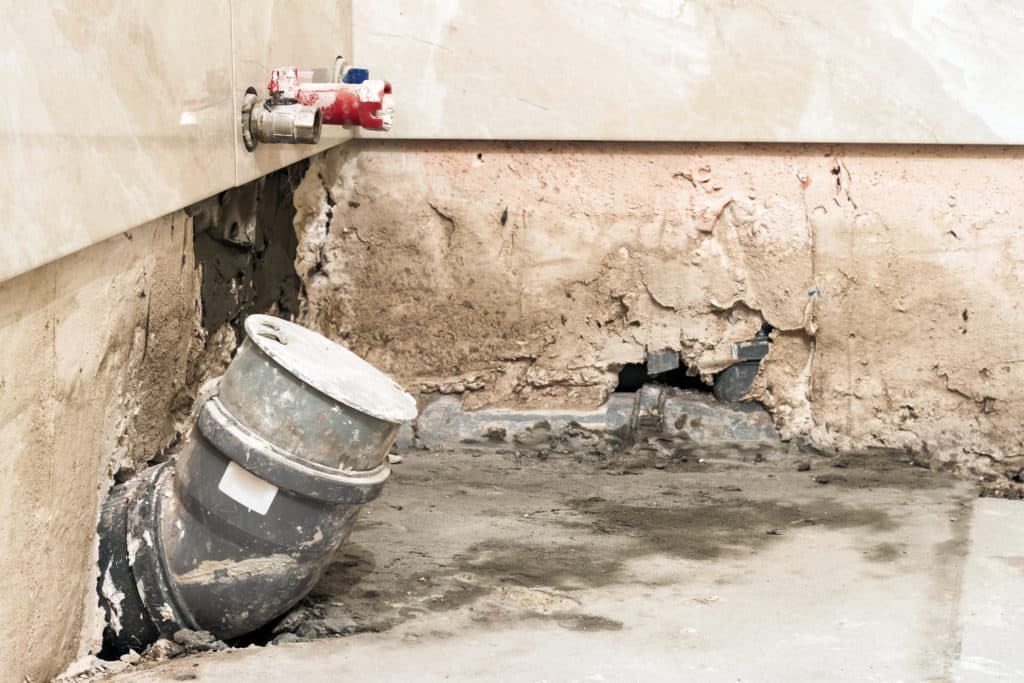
[0,214,203,683]
[191,163,307,335]
[294,141,1024,487]
[0,163,305,681]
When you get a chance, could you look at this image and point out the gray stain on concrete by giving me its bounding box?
[259,445,962,647]
[110,445,978,681]
[864,541,908,562]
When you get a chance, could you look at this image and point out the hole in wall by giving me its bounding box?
[615,362,711,393]
[190,162,304,334]
[615,363,647,392]
[655,366,714,392]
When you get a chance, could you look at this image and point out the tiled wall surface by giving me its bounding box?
[352,0,1024,143]
[0,1,351,283]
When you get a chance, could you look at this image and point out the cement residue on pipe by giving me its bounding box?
[174,554,300,587]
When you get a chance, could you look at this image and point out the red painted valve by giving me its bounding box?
[268,67,394,131]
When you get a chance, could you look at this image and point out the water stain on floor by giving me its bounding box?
[259,447,966,647]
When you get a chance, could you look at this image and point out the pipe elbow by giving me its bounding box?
[97,315,416,655]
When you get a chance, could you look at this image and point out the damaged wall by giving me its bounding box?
[294,141,1024,486]
[0,214,204,683]
[0,163,311,682]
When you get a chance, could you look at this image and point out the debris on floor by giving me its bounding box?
[403,386,779,455]
[102,442,978,682]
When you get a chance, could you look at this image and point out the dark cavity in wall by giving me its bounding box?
[617,326,773,403]
[615,361,711,393]
[188,161,306,334]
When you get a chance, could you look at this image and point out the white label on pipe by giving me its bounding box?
[218,461,278,515]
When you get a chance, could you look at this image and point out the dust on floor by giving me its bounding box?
[96,444,978,682]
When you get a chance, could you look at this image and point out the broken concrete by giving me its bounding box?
[292,141,1024,490]
[0,160,313,682]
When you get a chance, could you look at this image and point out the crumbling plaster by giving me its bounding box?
[0,213,205,683]
[294,141,1024,485]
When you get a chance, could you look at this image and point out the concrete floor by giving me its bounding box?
[104,447,1024,683]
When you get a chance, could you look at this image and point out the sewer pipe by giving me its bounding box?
[97,314,417,656]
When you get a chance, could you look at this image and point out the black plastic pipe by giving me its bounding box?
[97,314,416,656]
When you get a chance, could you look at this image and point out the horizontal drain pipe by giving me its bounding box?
[402,385,779,452]
[97,315,417,656]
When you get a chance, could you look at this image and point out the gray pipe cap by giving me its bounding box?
[245,314,417,424]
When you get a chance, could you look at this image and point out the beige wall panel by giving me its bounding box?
[353,0,1024,143]
[0,1,357,283]
[0,2,235,282]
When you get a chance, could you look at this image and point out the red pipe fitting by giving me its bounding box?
[297,80,393,131]
[267,67,394,132]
